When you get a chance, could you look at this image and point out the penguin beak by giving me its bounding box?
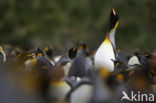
[0,50,6,63]
[112,8,116,16]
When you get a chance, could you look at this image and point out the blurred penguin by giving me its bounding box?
[127,51,149,69]
[44,46,56,65]
[66,78,93,103]
[68,44,93,78]
[48,47,78,102]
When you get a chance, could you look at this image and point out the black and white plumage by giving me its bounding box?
[68,44,93,78]
[127,52,149,69]
[68,55,93,78]
[66,78,93,103]
[94,8,119,72]
[90,74,112,103]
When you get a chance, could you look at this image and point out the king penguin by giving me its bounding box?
[68,44,93,78]
[94,8,119,72]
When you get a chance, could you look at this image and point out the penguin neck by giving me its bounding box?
[109,20,119,49]
[77,49,86,57]
[104,29,117,60]
[103,32,112,45]
[109,29,116,49]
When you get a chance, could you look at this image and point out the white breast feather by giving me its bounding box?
[94,41,115,72]
[71,84,93,103]
[128,56,140,65]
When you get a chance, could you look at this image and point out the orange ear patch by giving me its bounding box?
[37,53,43,57]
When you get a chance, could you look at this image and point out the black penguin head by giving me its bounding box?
[134,51,140,56]
[67,47,77,59]
[34,47,44,57]
[78,43,91,56]
[44,47,53,58]
[109,8,119,30]
[79,44,87,50]
[144,52,151,59]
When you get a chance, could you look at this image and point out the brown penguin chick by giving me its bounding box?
[48,66,65,81]
[127,69,151,90]
[145,53,156,84]
[48,66,71,103]
[148,54,156,74]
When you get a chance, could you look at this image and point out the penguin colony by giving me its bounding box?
[0,8,156,103]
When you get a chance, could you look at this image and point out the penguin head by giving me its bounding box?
[15,50,22,58]
[44,46,53,58]
[67,47,77,59]
[27,47,44,58]
[134,51,140,56]
[34,47,44,57]
[78,43,91,56]
[144,52,151,59]
[79,44,87,50]
[109,8,119,31]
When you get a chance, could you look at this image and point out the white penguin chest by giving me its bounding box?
[94,41,115,71]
